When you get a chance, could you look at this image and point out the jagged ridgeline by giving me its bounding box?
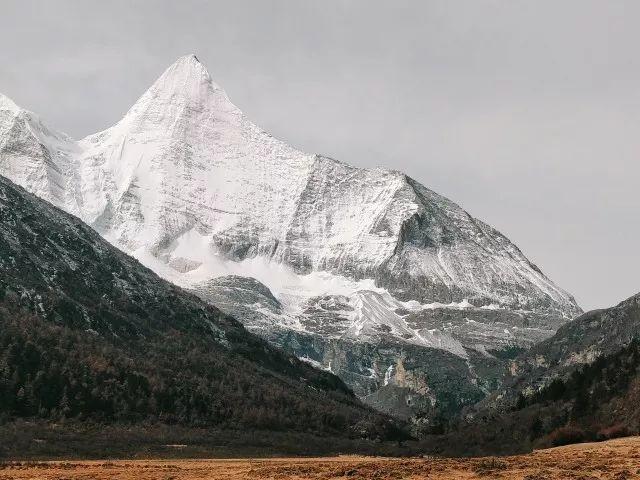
[0,55,581,423]
[0,175,404,445]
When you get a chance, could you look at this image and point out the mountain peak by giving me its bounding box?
[0,93,21,114]
[157,54,218,91]
[172,53,204,70]
[161,54,227,93]
[96,54,238,137]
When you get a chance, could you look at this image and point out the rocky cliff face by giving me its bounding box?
[0,55,581,422]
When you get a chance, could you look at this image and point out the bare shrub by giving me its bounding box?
[545,425,587,447]
[597,423,629,441]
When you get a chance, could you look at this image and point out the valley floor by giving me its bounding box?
[2,436,640,479]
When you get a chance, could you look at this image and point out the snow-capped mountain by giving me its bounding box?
[0,55,581,421]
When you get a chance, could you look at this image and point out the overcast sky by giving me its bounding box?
[1,0,639,310]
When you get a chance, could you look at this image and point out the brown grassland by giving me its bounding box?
[2,436,640,479]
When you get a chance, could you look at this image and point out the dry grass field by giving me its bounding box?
[2,436,640,479]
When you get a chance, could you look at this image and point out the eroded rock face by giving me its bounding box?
[190,275,540,425]
[0,55,581,422]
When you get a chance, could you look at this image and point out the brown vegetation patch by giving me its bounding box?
[1,435,640,479]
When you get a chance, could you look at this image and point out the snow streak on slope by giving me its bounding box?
[0,55,581,360]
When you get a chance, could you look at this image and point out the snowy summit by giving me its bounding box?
[0,55,582,416]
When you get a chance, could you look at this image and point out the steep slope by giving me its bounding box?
[441,340,640,456]
[0,174,399,442]
[517,337,640,447]
[0,55,581,421]
[427,293,640,456]
[493,292,640,406]
[420,338,640,456]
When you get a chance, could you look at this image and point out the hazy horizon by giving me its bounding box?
[2,0,639,310]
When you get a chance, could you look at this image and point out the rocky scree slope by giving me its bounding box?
[0,174,400,440]
[0,55,581,423]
